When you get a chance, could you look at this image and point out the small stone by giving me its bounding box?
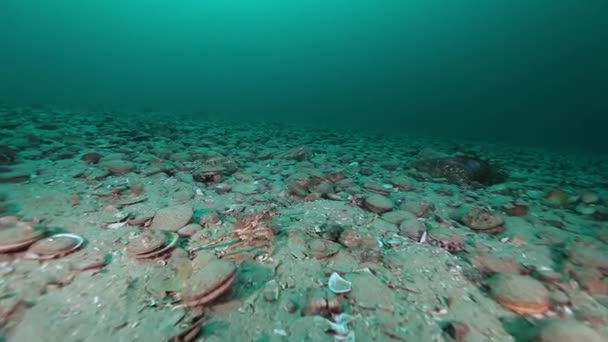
[443,321,470,342]
[263,280,280,302]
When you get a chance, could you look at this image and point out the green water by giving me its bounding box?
[1,1,607,152]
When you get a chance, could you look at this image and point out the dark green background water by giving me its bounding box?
[1,1,606,152]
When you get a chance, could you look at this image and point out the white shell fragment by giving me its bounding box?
[314,313,358,342]
[328,272,352,294]
[54,233,85,250]
[107,221,127,229]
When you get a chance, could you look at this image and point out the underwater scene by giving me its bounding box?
[1,1,608,341]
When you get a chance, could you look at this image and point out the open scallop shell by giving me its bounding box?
[23,233,84,260]
[132,232,178,259]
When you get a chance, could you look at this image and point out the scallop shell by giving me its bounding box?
[132,232,178,259]
[24,233,84,260]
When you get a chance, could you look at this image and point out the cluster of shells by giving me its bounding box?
[126,229,238,308]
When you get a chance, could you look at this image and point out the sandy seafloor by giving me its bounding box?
[1,106,608,342]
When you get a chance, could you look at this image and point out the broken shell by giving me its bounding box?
[107,221,127,229]
[328,272,352,294]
